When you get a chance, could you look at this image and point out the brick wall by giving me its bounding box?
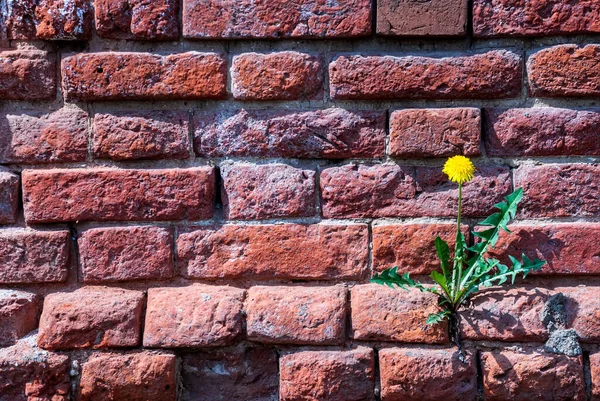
[1,1,599,400]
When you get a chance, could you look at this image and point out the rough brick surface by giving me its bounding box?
[528,45,600,97]
[0,170,20,224]
[231,52,323,100]
[79,226,174,282]
[280,347,375,401]
[22,167,215,223]
[377,0,467,37]
[515,164,600,218]
[330,51,522,99]
[591,352,600,401]
[350,284,449,344]
[221,164,316,220]
[558,286,600,343]
[182,0,372,38]
[79,351,176,401]
[0,50,56,100]
[195,108,385,159]
[0,229,70,284]
[379,347,477,401]
[484,108,600,156]
[93,111,190,160]
[181,346,279,401]
[474,0,600,37]
[481,349,585,401]
[62,52,227,101]
[95,0,179,40]
[177,223,369,280]
[246,285,346,345]
[38,287,144,350]
[144,285,245,348]
[389,108,481,158]
[0,108,88,164]
[0,290,39,347]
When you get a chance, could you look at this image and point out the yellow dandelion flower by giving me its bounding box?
[443,155,476,184]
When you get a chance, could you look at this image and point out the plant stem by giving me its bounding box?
[452,183,464,304]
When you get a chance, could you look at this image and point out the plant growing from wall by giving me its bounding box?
[372,156,545,358]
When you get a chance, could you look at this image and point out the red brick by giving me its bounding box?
[377,0,467,36]
[221,164,316,220]
[474,0,600,37]
[484,108,600,157]
[0,229,70,284]
[379,347,477,401]
[528,45,600,97]
[515,164,600,218]
[0,108,88,164]
[177,223,369,280]
[350,284,449,344]
[79,226,174,282]
[0,170,20,224]
[95,0,179,40]
[93,111,190,161]
[62,52,227,101]
[330,51,522,100]
[38,287,144,350]
[79,351,176,401]
[246,285,346,345]
[22,167,215,223]
[389,108,481,158]
[558,286,600,343]
[231,52,322,100]
[372,223,468,275]
[481,349,585,401]
[591,353,600,401]
[182,0,372,39]
[280,347,375,401]
[195,108,385,159]
[4,0,92,40]
[181,346,278,401]
[0,50,56,100]
[0,335,70,401]
[459,287,551,342]
[144,284,245,348]
[486,224,600,275]
[0,290,39,347]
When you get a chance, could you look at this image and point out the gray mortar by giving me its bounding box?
[545,329,582,357]
[540,292,583,356]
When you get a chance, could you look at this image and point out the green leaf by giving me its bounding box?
[371,267,436,294]
[426,310,450,325]
[430,270,451,298]
[435,236,451,279]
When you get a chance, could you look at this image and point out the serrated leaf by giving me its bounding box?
[426,311,450,325]
[435,236,451,279]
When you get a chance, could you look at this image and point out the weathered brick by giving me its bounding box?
[0,335,70,401]
[62,52,227,101]
[177,223,369,280]
[0,290,39,347]
[181,346,278,401]
[528,45,600,97]
[377,0,467,36]
[79,226,174,282]
[481,349,585,401]
[350,284,449,344]
[79,351,176,401]
[4,0,92,40]
[0,50,56,100]
[389,108,481,158]
[591,352,600,401]
[280,347,375,401]
[95,0,179,40]
[182,0,372,39]
[195,108,385,159]
[484,108,600,157]
[0,170,20,224]
[144,284,245,348]
[558,286,600,343]
[0,229,70,284]
[330,51,522,100]
[22,167,215,223]
[0,108,88,164]
[38,287,144,350]
[474,0,600,37]
[379,347,477,401]
[246,285,346,345]
[221,164,316,220]
[459,287,551,342]
[515,164,600,218]
[231,52,322,100]
[93,111,190,161]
